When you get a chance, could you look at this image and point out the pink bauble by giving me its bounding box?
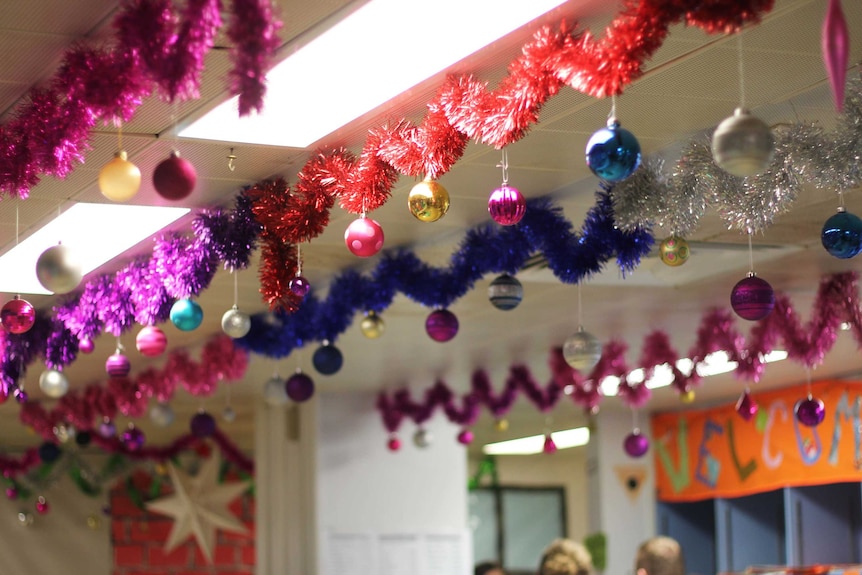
[488,185,526,226]
[135,326,167,357]
[387,436,401,452]
[730,274,775,321]
[105,353,131,378]
[344,217,384,257]
[153,151,197,201]
[735,389,758,421]
[78,338,95,354]
[623,430,649,458]
[457,429,474,445]
[425,309,459,342]
[543,434,557,454]
[35,496,49,515]
[1,297,36,334]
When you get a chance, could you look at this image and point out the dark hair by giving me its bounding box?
[475,561,503,575]
[635,536,684,575]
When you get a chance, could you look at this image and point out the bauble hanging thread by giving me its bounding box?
[585,118,641,182]
[408,178,450,222]
[153,150,197,201]
[35,244,82,294]
[711,108,774,177]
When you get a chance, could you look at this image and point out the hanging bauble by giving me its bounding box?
[563,327,603,373]
[149,403,175,428]
[387,436,401,452]
[585,119,642,182]
[190,410,216,438]
[623,430,649,458]
[86,514,102,530]
[136,325,167,357]
[289,275,310,298]
[795,395,826,427]
[153,150,197,201]
[488,274,523,311]
[823,0,850,111]
[105,350,131,378]
[457,429,474,445]
[98,418,116,438]
[38,442,61,463]
[344,217,385,257]
[35,244,82,294]
[735,389,758,422]
[54,423,75,444]
[121,425,145,452]
[222,406,237,423]
[312,342,343,375]
[425,309,459,342]
[730,273,775,321]
[99,150,141,202]
[543,434,557,454]
[360,311,385,338]
[285,370,315,402]
[263,376,288,406]
[12,387,27,404]
[5,487,17,500]
[75,431,92,447]
[17,511,34,527]
[659,236,690,267]
[78,338,95,354]
[221,306,251,339]
[488,185,526,226]
[38,369,69,399]
[408,178,450,222]
[821,208,862,258]
[680,389,696,404]
[1,296,36,334]
[35,496,49,515]
[711,108,774,177]
[413,428,433,449]
[494,418,509,432]
[170,298,203,331]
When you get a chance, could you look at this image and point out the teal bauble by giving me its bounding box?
[170,299,203,331]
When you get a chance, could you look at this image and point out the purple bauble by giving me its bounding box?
[78,338,95,354]
[136,326,167,357]
[344,217,385,257]
[425,309,459,342]
[285,371,315,402]
[457,429,474,445]
[13,388,27,404]
[623,430,649,458]
[289,275,310,297]
[98,419,116,438]
[121,427,145,452]
[735,389,758,421]
[1,297,35,334]
[488,185,526,226]
[153,151,197,201]
[106,352,131,378]
[190,411,216,438]
[730,274,775,321]
[795,396,826,427]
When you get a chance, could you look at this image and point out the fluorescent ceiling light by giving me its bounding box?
[483,427,590,456]
[0,203,189,295]
[180,0,568,148]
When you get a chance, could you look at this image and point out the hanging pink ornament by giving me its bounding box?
[1,296,36,334]
[121,425,145,452]
[289,275,310,298]
[823,0,849,111]
[13,387,27,404]
[387,436,401,452]
[78,338,95,354]
[488,185,526,226]
[795,395,826,427]
[457,429,474,445]
[425,309,459,342]
[105,350,131,378]
[153,150,197,200]
[543,434,557,454]
[730,274,775,321]
[344,217,385,257]
[623,430,649,458]
[135,326,167,357]
[35,496,49,515]
[5,487,17,500]
[735,389,758,421]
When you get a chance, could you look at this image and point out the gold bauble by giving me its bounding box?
[99,150,141,202]
[359,311,385,339]
[154,462,168,476]
[659,236,690,267]
[681,389,696,404]
[86,514,102,530]
[494,419,509,432]
[408,178,450,222]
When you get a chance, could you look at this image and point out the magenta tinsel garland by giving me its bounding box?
[227,0,282,116]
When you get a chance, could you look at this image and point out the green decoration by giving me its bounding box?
[126,477,146,511]
[69,464,101,497]
[468,455,499,490]
[584,532,607,571]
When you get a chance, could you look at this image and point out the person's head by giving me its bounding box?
[538,538,593,575]
[635,536,684,575]
[475,560,504,575]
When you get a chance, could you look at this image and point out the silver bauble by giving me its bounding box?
[263,376,288,406]
[17,511,33,527]
[222,405,237,422]
[149,403,175,428]
[53,423,76,444]
[413,428,433,449]
[35,244,83,294]
[221,306,251,339]
[562,327,603,372]
[711,108,774,177]
[39,369,69,399]
[488,274,523,311]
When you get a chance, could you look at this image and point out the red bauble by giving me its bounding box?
[136,326,167,357]
[153,151,197,201]
[344,217,384,257]
[488,185,526,226]
[1,297,35,334]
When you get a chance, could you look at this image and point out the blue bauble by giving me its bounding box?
[170,298,203,331]
[821,210,862,259]
[585,120,641,182]
[313,343,344,375]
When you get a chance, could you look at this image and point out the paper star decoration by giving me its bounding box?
[146,452,251,563]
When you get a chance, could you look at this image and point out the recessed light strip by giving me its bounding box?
[483,427,590,456]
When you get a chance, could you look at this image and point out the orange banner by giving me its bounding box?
[652,380,862,502]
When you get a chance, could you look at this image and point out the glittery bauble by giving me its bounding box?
[360,311,385,339]
[735,389,758,422]
[711,108,774,177]
[425,309,459,342]
[623,430,650,458]
[821,209,862,258]
[190,411,216,438]
[543,434,558,454]
[659,236,690,267]
[98,419,116,438]
[121,426,145,451]
[488,185,526,226]
[795,395,826,427]
[408,179,450,222]
[730,274,775,321]
[99,150,141,202]
[78,338,95,354]
[494,419,509,432]
[221,306,251,339]
[286,371,315,403]
[289,275,310,297]
[680,389,696,404]
[35,496,49,515]
[17,511,33,527]
[312,343,343,375]
[38,369,69,399]
[136,325,167,357]
[263,376,288,406]
[35,244,82,294]
[222,406,237,423]
[563,327,603,372]
[1,297,36,334]
[105,352,131,378]
[344,217,385,257]
[149,403,175,428]
[38,442,61,463]
[413,428,433,449]
[488,274,523,311]
[153,151,197,201]
[457,429,474,445]
[387,436,401,452]
[170,298,203,331]
[585,119,642,182]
